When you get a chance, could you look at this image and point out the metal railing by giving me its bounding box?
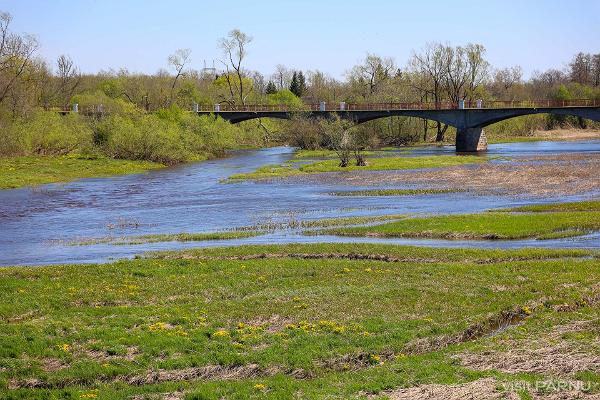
[51,99,600,115]
[196,99,600,113]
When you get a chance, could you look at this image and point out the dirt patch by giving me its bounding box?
[121,364,276,386]
[156,251,590,265]
[378,377,600,400]
[242,314,293,333]
[532,129,600,141]
[77,345,140,362]
[457,320,600,376]
[130,392,184,400]
[406,306,532,354]
[380,378,516,399]
[318,350,395,372]
[41,358,68,372]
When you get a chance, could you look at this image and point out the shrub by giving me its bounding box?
[14,111,93,156]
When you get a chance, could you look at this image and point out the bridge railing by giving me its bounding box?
[197,99,599,113]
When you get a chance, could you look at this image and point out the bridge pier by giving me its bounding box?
[455,127,487,152]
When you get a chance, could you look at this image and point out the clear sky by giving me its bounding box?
[2,0,599,79]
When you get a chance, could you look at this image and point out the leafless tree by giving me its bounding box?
[408,43,450,141]
[494,66,522,91]
[167,48,191,103]
[54,55,81,108]
[348,54,395,97]
[0,12,39,106]
[272,64,291,90]
[592,54,600,87]
[219,29,252,105]
[569,52,592,85]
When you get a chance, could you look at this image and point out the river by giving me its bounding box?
[1,140,599,266]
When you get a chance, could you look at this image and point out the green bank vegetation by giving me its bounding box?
[2,9,600,191]
[0,156,163,190]
[2,244,600,398]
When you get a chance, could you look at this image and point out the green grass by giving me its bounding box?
[294,149,375,158]
[330,188,461,197]
[497,200,600,213]
[486,136,548,144]
[0,156,164,190]
[229,155,490,181]
[316,211,600,240]
[2,243,600,398]
[74,231,264,246]
[300,155,489,173]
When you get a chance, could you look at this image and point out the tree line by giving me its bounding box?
[1,10,599,160]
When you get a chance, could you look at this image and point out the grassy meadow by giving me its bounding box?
[2,243,600,399]
[0,156,164,190]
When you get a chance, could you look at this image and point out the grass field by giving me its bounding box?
[228,155,489,181]
[0,156,164,190]
[316,210,600,240]
[2,243,600,399]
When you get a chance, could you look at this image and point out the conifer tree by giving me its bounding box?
[297,71,307,96]
[265,80,277,94]
[289,71,301,96]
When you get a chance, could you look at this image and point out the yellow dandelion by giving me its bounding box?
[253,383,266,390]
[58,343,71,352]
[212,329,230,338]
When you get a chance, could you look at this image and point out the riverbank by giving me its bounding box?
[2,243,599,399]
[0,156,164,190]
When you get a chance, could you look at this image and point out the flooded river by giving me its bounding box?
[1,140,599,266]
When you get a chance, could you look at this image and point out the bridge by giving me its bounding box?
[196,99,600,152]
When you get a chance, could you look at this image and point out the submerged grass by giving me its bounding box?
[228,155,490,181]
[316,210,600,240]
[330,188,461,197]
[0,156,163,190]
[1,243,600,398]
[73,231,264,246]
[498,199,600,213]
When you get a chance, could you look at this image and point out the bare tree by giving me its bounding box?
[569,52,592,85]
[348,53,395,97]
[272,64,291,90]
[55,55,81,108]
[167,48,191,104]
[494,66,522,91]
[0,12,39,106]
[219,29,252,106]
[593,54,600,87]
[408,43,450,141]
[464,43,489,100]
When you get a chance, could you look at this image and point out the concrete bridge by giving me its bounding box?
[196,100,600,152]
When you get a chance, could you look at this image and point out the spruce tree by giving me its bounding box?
[265,80,277,94]
[297,71,306,96]
[289,71,300,96]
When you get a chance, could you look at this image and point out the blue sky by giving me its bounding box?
[2,0,599,79]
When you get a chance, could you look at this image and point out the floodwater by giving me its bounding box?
[1,140,599,266]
